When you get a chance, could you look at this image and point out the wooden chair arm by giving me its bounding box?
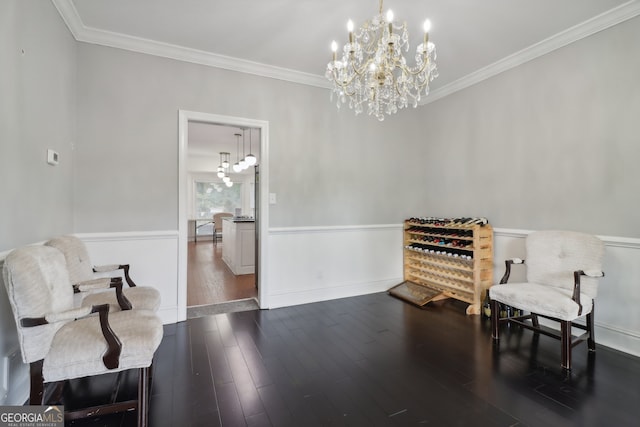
[73,279,132,311]
[572,270,605,316]
[111,281,133,311]
[73,277,122,293]
[21,306,93,327]
[93,304,122,369]
[582,269,604,278]
[499,258,525,284]
[93,264,137,287]
[19,304,122,369]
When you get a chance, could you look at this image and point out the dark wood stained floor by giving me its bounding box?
[65,293,640,426]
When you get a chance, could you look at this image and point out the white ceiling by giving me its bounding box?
[187,122,260,175]
[51,0,639,166]
[54,0,639,95]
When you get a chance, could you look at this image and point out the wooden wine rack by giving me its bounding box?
[399,218,493,315]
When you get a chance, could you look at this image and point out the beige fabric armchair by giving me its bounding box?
[489,230,604,370]
[46,235,161,312]
[3,245,163,426]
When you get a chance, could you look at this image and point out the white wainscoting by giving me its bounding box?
[0,249,28,405]
[266,225,640,357]
[79,231,179,325]
[265,224,405,308]
[1,226,638,405]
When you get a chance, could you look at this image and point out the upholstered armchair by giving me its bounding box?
[46,235,161,312]
[3,245,163,425]
[489,230,605,370]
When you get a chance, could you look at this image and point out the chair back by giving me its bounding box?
[45,235,94,285]
[3,246,75,363]
[213,212,233,233]
[526,230,604,299]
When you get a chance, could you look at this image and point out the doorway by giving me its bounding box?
[187,123,258,313]
[178,111,270,322]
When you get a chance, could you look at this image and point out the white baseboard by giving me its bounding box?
[265,224,404,310]
[268,277,402,309]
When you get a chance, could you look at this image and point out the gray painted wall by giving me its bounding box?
[1,0,76,250]
[73,44,426,231]
[412,16,640,238]
[0,0,76,403]
[72,17,640,237]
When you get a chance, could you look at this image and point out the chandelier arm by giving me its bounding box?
[349,59,372,78]
[329,56,370,89]
[404,56,430,76]
[329,67,359,95]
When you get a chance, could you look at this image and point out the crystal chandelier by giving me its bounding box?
[325,0,438,121]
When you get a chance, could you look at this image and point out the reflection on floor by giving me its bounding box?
[187,240,256,307]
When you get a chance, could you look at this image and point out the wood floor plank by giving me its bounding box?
[187,241,256,306]
[63,292,640,427]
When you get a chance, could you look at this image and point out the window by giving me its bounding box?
[194,181,241,219]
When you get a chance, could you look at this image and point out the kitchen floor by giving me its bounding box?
[187,240,256,307]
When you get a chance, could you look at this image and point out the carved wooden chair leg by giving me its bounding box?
[491,299,500,340]
[531,313,539,328]
[109,371,125,405]
[561,321,572,370]
[148,360,154,389]
[587,306,596,352]
[30,360,45,405]
[138,367,150,427]
[47,381,66,405]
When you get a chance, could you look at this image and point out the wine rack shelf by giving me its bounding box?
[402,217,493,315]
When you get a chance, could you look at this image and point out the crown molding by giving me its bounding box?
[423,0,640,105]
[51,0,330,89]
[53,0,640,99]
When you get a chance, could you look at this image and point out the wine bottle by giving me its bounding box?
[482,289,491,318]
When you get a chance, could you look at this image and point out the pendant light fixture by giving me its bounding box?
[232,133,242,173]
[239,129,248,170]
[217,152,225,178]
[217,151,232,187]
[245,128,257,166]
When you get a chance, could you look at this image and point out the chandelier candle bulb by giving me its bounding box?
[423,19,431,44]
[387,10,394,34]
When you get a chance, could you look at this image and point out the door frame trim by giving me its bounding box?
[178,110,270,320]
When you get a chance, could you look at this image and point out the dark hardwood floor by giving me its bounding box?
[64,293,639,426]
